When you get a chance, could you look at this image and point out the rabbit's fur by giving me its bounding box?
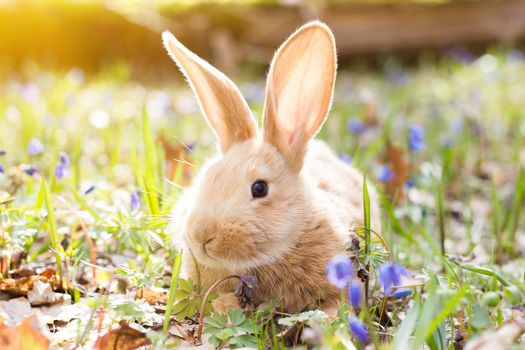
[164,21,380,313]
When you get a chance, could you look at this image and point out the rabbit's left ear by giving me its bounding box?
[262,21,336,172]
[163,31,258,153]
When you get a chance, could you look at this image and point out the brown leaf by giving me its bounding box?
[136,287,167,305]
[27,280,69,306]
[464,319,525,350]
[0,275,58,297]
[95,320,151,350]
[383,141,417,202]
[158,134,194,184]
[0,315,50,350]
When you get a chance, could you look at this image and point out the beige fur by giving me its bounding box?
[163,21,380,313]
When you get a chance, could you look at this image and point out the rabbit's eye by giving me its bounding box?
[251,180,268,198]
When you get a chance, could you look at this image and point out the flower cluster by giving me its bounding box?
[325,256,369,343]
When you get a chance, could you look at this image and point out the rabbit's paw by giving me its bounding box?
[212,292,241,314]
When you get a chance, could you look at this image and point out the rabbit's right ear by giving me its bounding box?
[162,31,257,153]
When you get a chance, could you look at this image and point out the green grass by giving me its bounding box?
[0,49,524,348]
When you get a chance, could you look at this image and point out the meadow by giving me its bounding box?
[0,48,524,349]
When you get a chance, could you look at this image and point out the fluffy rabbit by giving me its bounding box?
[163,21,380,313]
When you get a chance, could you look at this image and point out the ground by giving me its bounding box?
[0,49,524,349]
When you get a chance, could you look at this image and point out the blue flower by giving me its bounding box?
[348,317,370,343]
[0,150,5,156]
[0,164,4,174]
[393,288,412,299]
[28,139,44,156]
[379,262,408,295]
[408,125,426,152]
[59,152,70,167]
[84,185,95,195]
[24,165,38,176]
[325,255,353,289]
[338,154,353,164]
[377,165,394,183]
[130,191,141,212]
[348,279,361,309]
[405,179,416,188]
[347,118,365,134]
[55,164,69,179]
[55,152,70,179]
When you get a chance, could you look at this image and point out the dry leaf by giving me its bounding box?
[94,320,151,350]
[28,280,69,306]
[0,315,50,350]
[136,287,167,305]
[0,275,58,296]
[383,141,416,201]
[158,134,194,184]
[0,297,32,326]
[464,319,525,350]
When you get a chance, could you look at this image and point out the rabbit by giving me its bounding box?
[163,21,381,314]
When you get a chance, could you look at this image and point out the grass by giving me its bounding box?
[0,48,524,348]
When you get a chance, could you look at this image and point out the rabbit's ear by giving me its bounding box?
[262,21,336,171]
[163,31,257,153]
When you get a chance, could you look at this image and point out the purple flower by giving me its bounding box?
[21,83,40,103]
[59,152,70,167]
[0,150,5,156]
[347,118,365,134]
[405,179,416,188]
[377,165,394,183]
[393,288,412,299]
[325,255,353,289]
[379,262,408,295]
[28,139,44,156]
[55,152,70,179]
[23,165,38,176]
[55,164,69,179]
[130,191,141,212]
[348,279,361,309]
[408,125,426,153]
[235,275,258,305]
[348,317,370,343]
[447,46,475,63]
[338,154,353,164]
[0,164,4,174]
[84,185,95,195]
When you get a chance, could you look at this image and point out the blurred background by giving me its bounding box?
[2,0,525,81]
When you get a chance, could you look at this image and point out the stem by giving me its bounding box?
[58,196,97,280]
[195,275,242,345]
[363,177,371,309]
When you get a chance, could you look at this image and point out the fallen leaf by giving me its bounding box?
[28,280,69,306]
[136,287,167,305]
[383,141,415,201]
[0,275,58,296]
[0,315,50,350]
[94,320,151,350]
[464,319,525,350]
[0,297,32,326]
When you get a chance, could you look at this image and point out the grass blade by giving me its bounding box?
[41,178,63,287]
[163,249,183,336]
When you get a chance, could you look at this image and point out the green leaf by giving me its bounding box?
[393,300,421,350]
[228,308,245,327]
[451,260,511,286]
